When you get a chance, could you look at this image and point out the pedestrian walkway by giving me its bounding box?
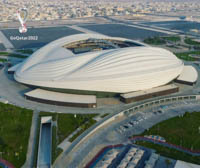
[22,111,39,168]
[58,127,81,151]
[67,25,102,35]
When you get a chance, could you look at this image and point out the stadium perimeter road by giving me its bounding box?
[54,101,200,168]
[0,62,200,114]
[0,31,14,49]
[0,66,142,114]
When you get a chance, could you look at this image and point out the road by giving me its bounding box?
[53,100,200,168]
[0,31,14,49]
[104,16,200,39]
[0,60,199,115]
[67,25,102,34]
[0,66,133,114]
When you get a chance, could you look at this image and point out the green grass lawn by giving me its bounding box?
[0,52,27,58]
[143,37,166,45]
[134,112,200,164]
[136,141,200,164]
[51,126,62,164]
[143,36,181,45]
[174,51,200,61]
[69,118,96,142]
[57,113,97,143]
[162,36,181,42]
[39,112,98,163]
[16,49,34,55]
[0,103,33,168]
[39,112,97,143]
[185,38,200,46]
[101,113,109,118]
[0,58,7,62]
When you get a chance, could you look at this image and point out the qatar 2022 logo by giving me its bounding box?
[16,8,28,33]
[10,8,38,41]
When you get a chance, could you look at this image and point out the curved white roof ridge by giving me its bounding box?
[177,65,198,83]
[18,33,147,73]
[14,33,185,93]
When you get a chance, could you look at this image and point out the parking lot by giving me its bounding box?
[115,100,200,137]
[60,100,200,168]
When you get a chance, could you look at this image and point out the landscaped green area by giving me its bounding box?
[57,113,97,143]
[0,52,27,58]
[175,51,200,61]
[52,125,62,164]
[39,112,98,163]
[143,36,200,61]
[135,112,200,164]
[143,37,166,45]
[69,118,96,142]
[185,38,200,46]
[101,113,109,118]
[143,36,181,45]
[16,49,34,54]
[0,58,7,62]
[0,103,33,168]
[136,141,200,164]
[162,36,181,42]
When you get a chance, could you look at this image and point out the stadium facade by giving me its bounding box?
[14,33,185,93]
[10,33,198,107]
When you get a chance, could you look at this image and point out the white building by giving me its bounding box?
[13,34,197,94]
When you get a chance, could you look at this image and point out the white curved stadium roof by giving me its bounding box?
[177,66,198,83]
[14,33,184,93]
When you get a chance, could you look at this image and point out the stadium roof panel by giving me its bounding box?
[14,33,185,93]
[176,66,198,83]
[120,84,178,99]
[25,89,96,104]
